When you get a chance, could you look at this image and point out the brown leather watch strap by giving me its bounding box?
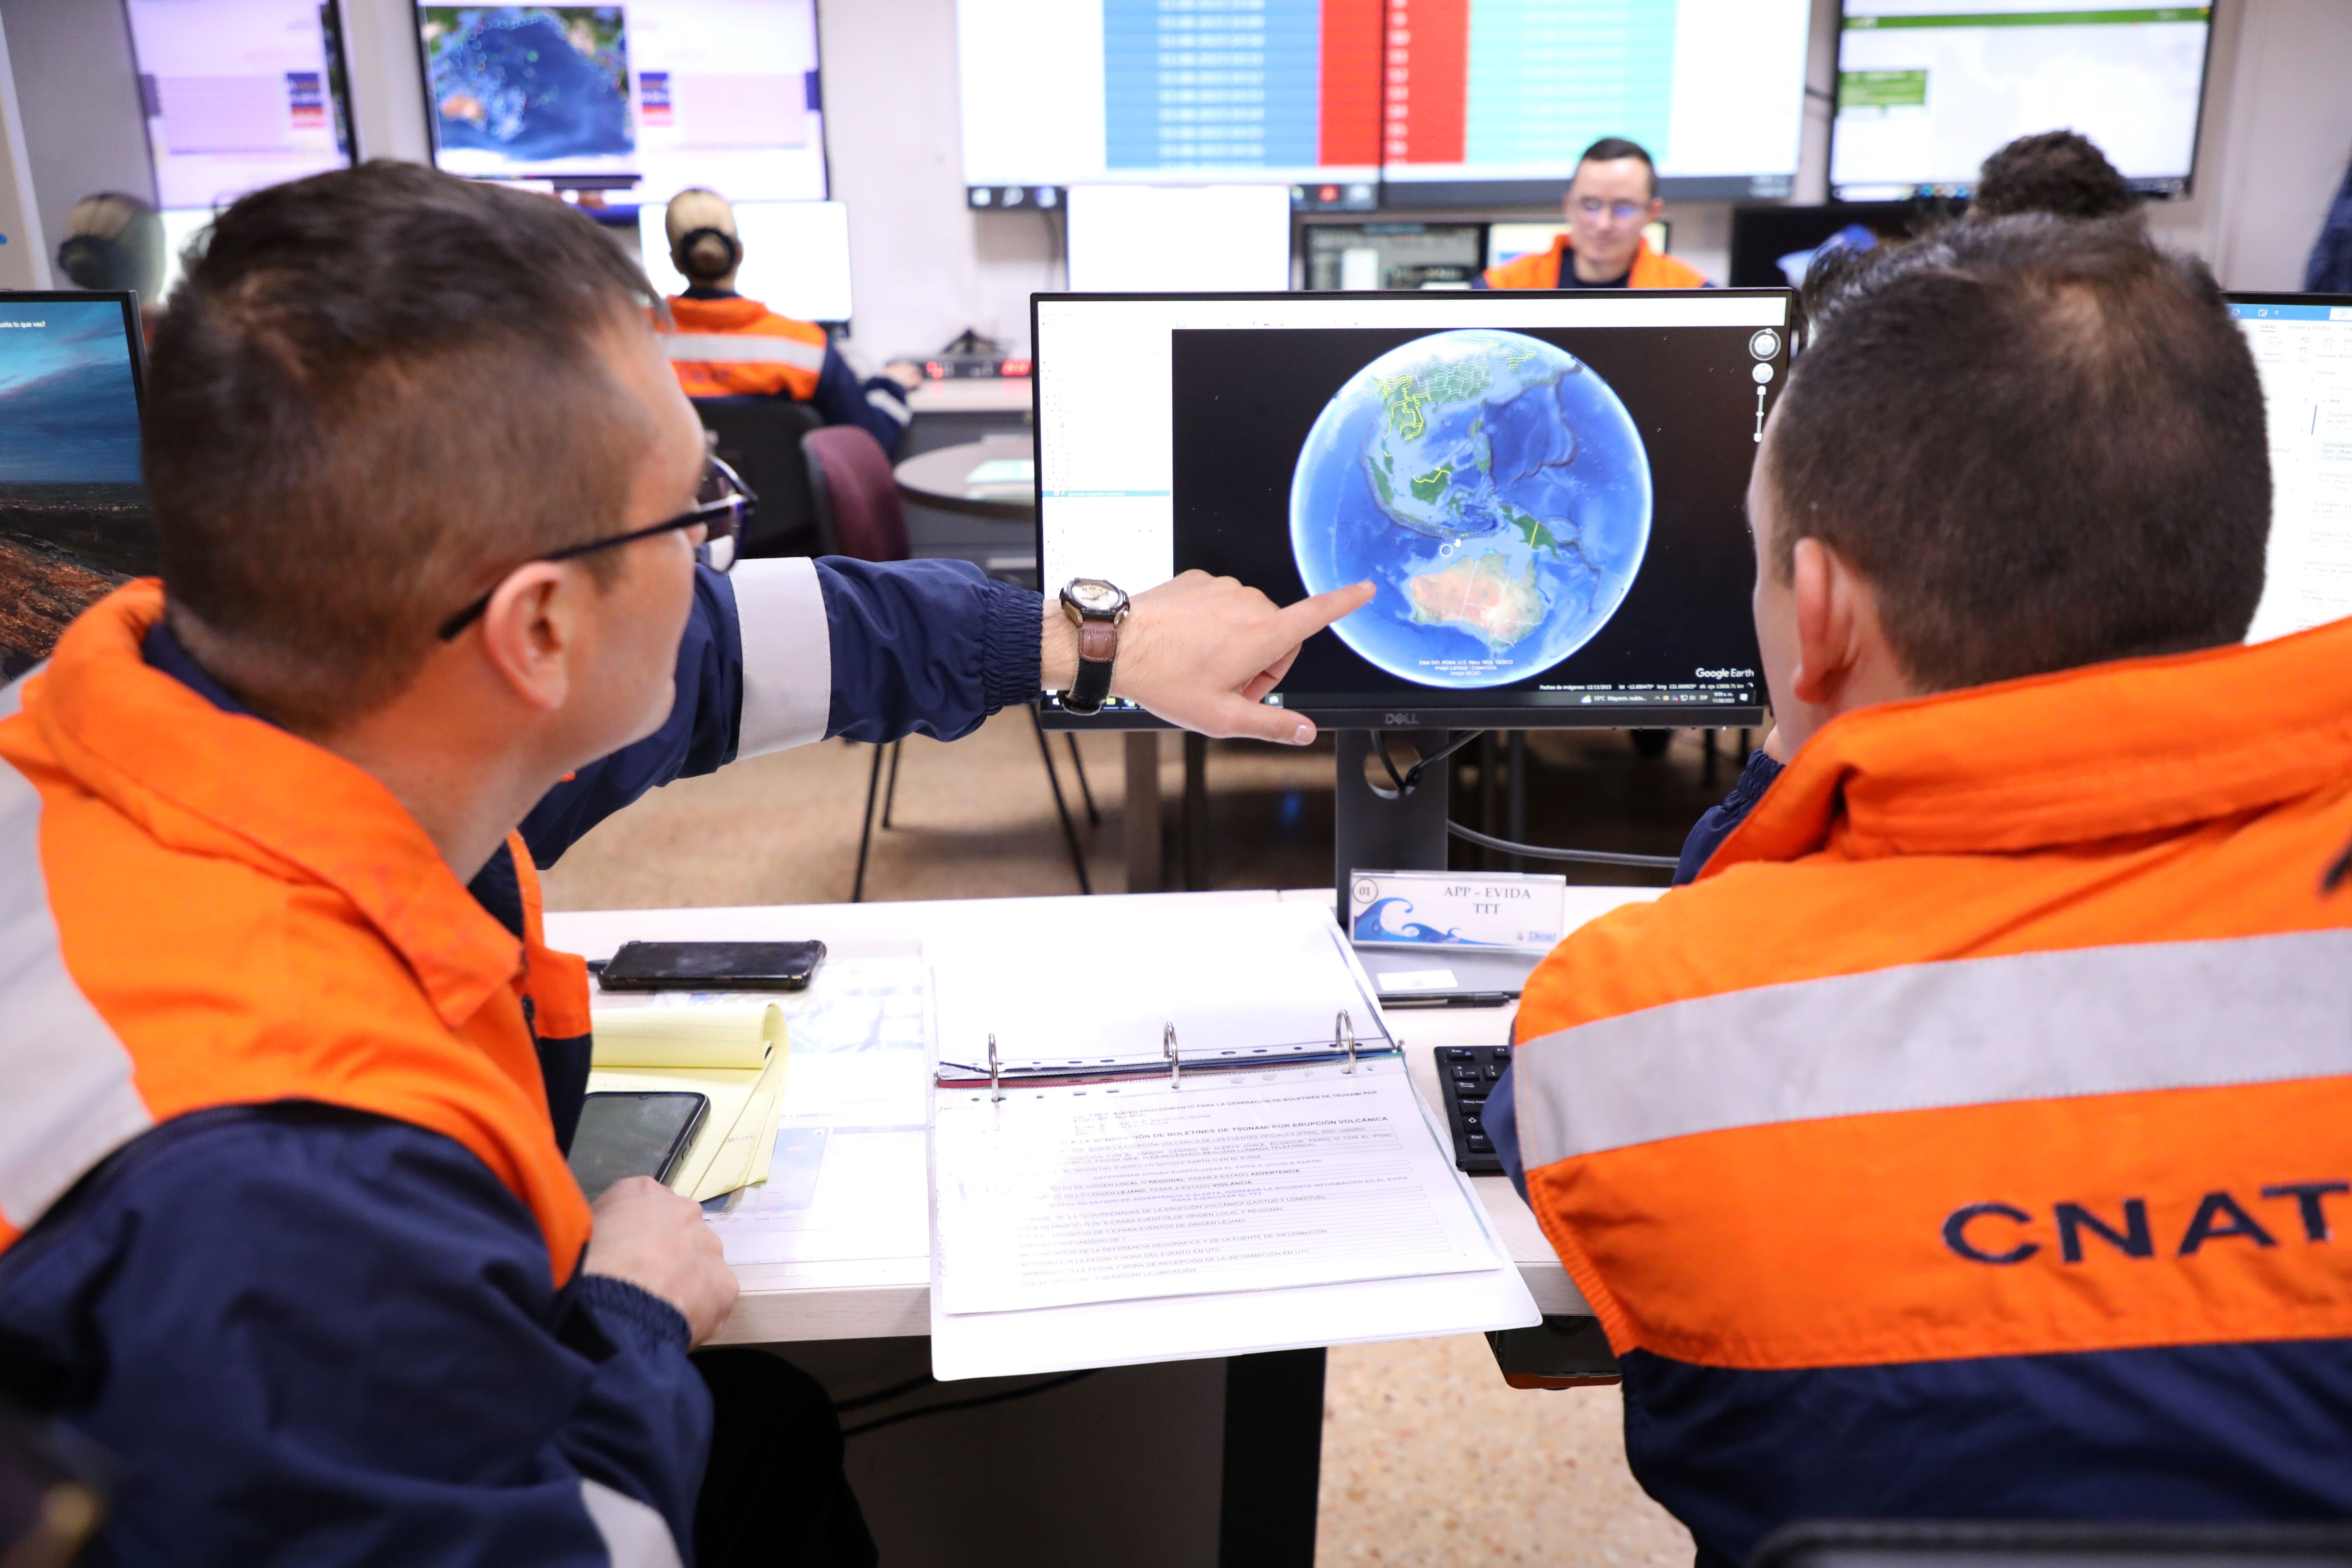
[1077,622,1120,663]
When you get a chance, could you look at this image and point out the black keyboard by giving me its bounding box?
[1436,1044,1510,1174]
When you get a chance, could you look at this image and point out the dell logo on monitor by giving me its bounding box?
[1385,713,1420,726]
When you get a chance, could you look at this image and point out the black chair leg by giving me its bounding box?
[852,742,887,903]
[880,740,904,828]
[1064,734,1100,827]
[1030,705,1093,895]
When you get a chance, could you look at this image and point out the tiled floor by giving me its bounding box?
[544,708,1729,1564]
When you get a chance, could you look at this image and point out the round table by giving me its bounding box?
[892,434,1036,522]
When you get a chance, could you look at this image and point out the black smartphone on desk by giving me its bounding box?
[569,1091,708,1203]
[596,939,825,992]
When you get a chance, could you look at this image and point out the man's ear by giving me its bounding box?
[1786,536,1866,707]
[475,562,576,714]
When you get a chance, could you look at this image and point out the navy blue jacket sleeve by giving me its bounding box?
[517,556,1040,867]
[1672,749,1783,886]
[516,563,743,868]
[810,344,911,456]
[0,1107,709,1566]
[817,556,1041,744]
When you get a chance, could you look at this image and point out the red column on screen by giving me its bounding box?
[1383,0,1467,166]
[1318,0,1385,168]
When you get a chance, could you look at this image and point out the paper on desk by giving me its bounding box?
[929,902,1386,1071]
[590,997,785,1069]
[965,457,1033,484]
[933,1062,1498,1315]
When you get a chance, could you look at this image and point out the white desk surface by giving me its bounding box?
[546,886,1656,1346]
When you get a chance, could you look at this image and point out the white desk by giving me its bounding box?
[546,886,1653,1348]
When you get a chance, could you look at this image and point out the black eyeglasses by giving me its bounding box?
[437,456,756,641]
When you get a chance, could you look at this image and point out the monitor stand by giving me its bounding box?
[1332,729,1451,920]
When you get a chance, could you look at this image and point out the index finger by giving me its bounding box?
[1277,580,1376,642]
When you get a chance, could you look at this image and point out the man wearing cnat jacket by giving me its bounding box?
[0,163,1368,1567]
[1486,217,2352,1562]
[1477,137,1707,291]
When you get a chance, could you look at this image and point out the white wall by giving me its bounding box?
[0,0,154,253]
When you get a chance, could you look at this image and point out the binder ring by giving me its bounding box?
[1336,1010,1356,1073]
[988,1032,1003,1102]
[1164,1021,1180,1087]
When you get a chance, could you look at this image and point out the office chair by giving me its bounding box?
[1754,1520,2352,1568]
[692,398,824,557]
[801,425,1097,902]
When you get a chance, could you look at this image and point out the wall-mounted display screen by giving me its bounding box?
[1065,185,1296,293]
[124,0,354,210]
[958,0,1808,210]
[1830,1,2214,200]
[418,1,826,202]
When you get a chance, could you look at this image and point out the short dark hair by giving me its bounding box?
[1769,215,2267,692]
[1575,137,1657,196]
[1973,130,2138,221]
[148,161,659,728]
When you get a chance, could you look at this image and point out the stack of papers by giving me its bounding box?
[589,996,790,1200]
[925,903,1539,1379]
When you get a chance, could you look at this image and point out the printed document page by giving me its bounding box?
[929,901,1387,1071]
[933,1060,1502,1315]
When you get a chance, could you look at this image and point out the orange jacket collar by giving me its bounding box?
[1713,616,2352,869]
[667,293,786,332]
[30,581,526,1027]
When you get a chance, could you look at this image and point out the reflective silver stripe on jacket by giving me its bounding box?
[0,669,155,1232]
[1513,930,2352,1172]
[580,1478,684,1568]
[660,332,827,371]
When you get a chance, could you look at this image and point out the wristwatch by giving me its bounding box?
[1057,578,1130,716]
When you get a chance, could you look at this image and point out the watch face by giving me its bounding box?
[1064,579,1124,615]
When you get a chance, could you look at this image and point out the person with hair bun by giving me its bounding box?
[657,188,918,454]
[56,191,167,339]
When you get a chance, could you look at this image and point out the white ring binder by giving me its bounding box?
[988,1033,1002,1102]
[1336,1010,1357,1073]
[1164,1021,1181,1088]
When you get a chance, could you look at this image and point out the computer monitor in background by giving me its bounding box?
[417,1,826,203]
[1032,289,1783,731]
[1726,201,1938,289]
[123,0,354,209]
[2230,295,2352,645]
[1831,1,2214,200]
[1487,221,1670,276]
[0,293,154,681]
[1302,224,1484,292]
[1063,186,1293,294]
[156,207,216,300]
[636,199,853,322]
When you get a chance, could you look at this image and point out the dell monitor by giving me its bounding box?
[124,0,355,210]
[418,1,827,202]
[1830,0,2215,201]
[1303,224,1486,293]
[2230,295,2352,646]
[1031,289,1785,732]
[1726,201,1943,290]
[636,198,853,323]
[0,294,154,682]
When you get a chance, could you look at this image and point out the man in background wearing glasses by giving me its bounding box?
[1479,136,1710,291]
[0,163,1369,1567]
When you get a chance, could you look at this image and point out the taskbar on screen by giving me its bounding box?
[1038,686,1766,731]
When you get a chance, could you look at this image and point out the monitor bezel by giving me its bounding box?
[1028,286,1784,733]
[2225,291,2352,312]
[1825,0,2220,203]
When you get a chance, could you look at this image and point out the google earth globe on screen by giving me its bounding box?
[425,7,634,163]
[1290,330,1651,690]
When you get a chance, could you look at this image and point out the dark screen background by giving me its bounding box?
[1169,321,1774,717]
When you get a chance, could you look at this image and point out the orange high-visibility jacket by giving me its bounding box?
[657,293,828,400]
[1482,234,1707,290]
[1510,618,2352,1557]
[0,582,593,1276]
